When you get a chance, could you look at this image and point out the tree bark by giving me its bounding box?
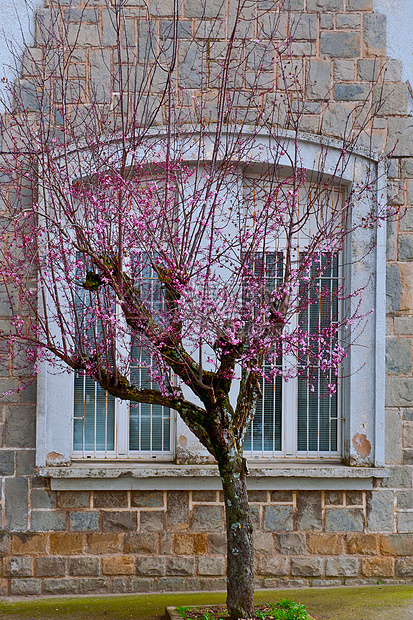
[218,453,254,619]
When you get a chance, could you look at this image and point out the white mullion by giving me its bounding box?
[82,374,86,457]
[94,380,97,458]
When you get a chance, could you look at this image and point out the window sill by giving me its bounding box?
[38,462,389,491]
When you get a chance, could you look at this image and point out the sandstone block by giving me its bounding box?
[396,558,413,577]
[208,533,226,554]
[86,533,122,554]
[49,533,84,555]
[334,60,355,81]
[12,533,46,555]
[363,13,386,57]
[124,533,157,554]
[347,534,378,555]
[362,557,394,577]
[254,533,275,555]
[102,555,134,575]
[256,556,290,577]
[297,491,322,531]
[381,534,413,556]
[140,511,165,532]
[308,534,344,555]
[275,533,306,555]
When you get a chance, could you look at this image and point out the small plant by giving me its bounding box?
[176,599,311,620]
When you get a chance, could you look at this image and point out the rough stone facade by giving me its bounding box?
[1,0,413,596]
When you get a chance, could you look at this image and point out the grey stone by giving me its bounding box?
[291,558,323,577]
[307,0,342,9]
[397,492,413,510]
[367,491,395,533]
[124,533,157,555]
[31,511,66,532]
[253,533,275,555]
[263,505,293,531]
[102,511,135,531]
[334,84,370,101]
[3,556,32,577]
[0,533,9,556]
[112,577,128,593]
[140,511,165,532]
[321,103,351,138]
[16,450,35,475]
[347,0,372,8]
[320,32,360,58]
[208,533,227,554]
[59,491,90,509]
[157,577,186,591]
[382,467,412,489]
[363,13,386,56]
[5,478,28,531]
[166,557,195,576]
[187,577,227,591]
[136,557,165,576]
[0,450,14,475]
[132,491,163,508]
[160,533,173,554]
[334,60,355,81]
[192,505,224,532]
[336,14,360,29]
[386,377,413,407]
[385,410,402,464]
[167,491,189,528]
[396,558,413,576]
[184,0,224,19]
[347,492,363,506]
[386,264,401,313]
[10,578,41,595]
[387,160,399,181]
[387,118,413,157]
[307,61,331,100]
[79,578,110,594]
[382,534,413,556]
[325,508,363,532]
[70,512,99,532]
[69,557,100,576]
[64,8,99,23]
[256,556,290,577]
[129,577,155,593]
[405,409,413,421]
[43,579,78,594]
[35,557,65,577]
[386,338,412,374]
[325,491,343,506]
[374,84,408,117]
[297,491,322,531]
[275,532,307,555]
[397,512,413,533]
[32,490,57,510]
[178,42,203,88]
[270,491,293,503]
[320,14,334,29]
[94,491,128,509]
[290,14,317,41]
[401,159,413,180]
[198,557,225,576]
[5,405,36,447]
[399,236,413,261]
[406,182,413,205]
[325,557,359,577]
[384,60,402,82]
[387,181,404,206]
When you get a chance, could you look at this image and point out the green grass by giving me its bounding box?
[0,585,413,620]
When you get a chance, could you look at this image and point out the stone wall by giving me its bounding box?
[1,0,413,597]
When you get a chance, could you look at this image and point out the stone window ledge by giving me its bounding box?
[38,463,389,491]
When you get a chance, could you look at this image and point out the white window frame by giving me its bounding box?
[35,129,386,470]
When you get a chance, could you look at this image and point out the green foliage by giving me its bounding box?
[177,599,311,620]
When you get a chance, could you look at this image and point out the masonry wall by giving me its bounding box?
[1,0,413,597]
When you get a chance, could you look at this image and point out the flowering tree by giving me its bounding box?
[0,0,390,617]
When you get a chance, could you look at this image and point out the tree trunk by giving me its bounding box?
[218,453,254,619]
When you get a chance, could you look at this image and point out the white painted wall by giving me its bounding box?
[374,0,413,84]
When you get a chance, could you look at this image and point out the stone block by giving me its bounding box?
[297,491,322,531]
[362,557,394,577]
[263,505,293,531]
[140,511,165,532]
[174,533,207,555]
[49,533,84,555]
[396,558,413,577]
[325,508,363,532]
[374,84,408,117]
[69,557,100,576]
[136,556,165,576]
[325,557,358,577]
[367,491,395,533]
[43,578,78,594]
[382,466,412,489]
[347,0,372,8]
[167,491,189,530]
[32,490,57,510]
[94,491,128,508]
[334,60,355,81]
[157,577,186,591]
[35,557,65,577]
[256,556,290,577]
[31,511,66,532]
[381,534,413,556]
[334,83,370,101]
[160,533,173,555]
[102,555,134,575]
[3,556,32,577]
[291,14,317,40]
[404,424,413,449]
[363,13,386,57]
[208,533,226,554]
[347,492,363,506]
[307,0,342,9]
[129,577,155,592]
[307,61,331,100]
[166,557,195,576]
[5,478,28,531]
[12,533,47,555]
[397,492,413,510]
[5,405,36,447]
[385,410,402,464]
[86,533,122,554]
[102,511,135,532]
[247,491,267,503]
[275,533,306,555]
[397,512,413,533]
[388,337,413,374]
[69,511,99,532]
[112,577,128,593]
[124,533,157,555]
[192,505,224,532]
[198,557,225,576]
[385,377,413,408]
[308,534,344,555]
[79,578,110,594]
[321,103,352,138]
[0,533,9,557]
[320,32,360,58]
[291,558,323,577]
[184,0,224,19]
[59,492,90,509]
[270,491,293,503]
[320,14,334,29]
[336,13,360,29]
[347,534,378,555]
[254,533,275,555]
[394,318,413,335]
[0,450,14,475]
[160,20,192,40]
[132,491,163,508]
[325,492,343,506]
[388,118,413,158]
[402,159,413,180]
[10,578,41,595]
[16,450,35,476]
[399,237,413,262]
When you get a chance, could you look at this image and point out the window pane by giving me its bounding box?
[73,372,115,452]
